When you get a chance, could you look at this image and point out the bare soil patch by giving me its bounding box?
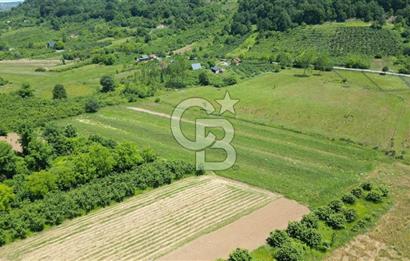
[159,198,309,261]
[0,59,61,67]
[0,133,22,153]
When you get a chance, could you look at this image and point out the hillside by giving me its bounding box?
[0,1,410,261]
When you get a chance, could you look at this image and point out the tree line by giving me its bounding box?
[0,123,195,245]
[231,0,409,35]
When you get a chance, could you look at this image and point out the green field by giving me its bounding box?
[56,69,410,207]
[0,60,123,98]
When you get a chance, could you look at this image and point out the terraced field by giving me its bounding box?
[0,176,281,261]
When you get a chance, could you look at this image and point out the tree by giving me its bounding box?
[198,72,210,86]
[344,209,357,223]
[314,53,333,72]
[277,52,293,68]
[52,84,67,100]
[295,51,316,75]
[64,124,77,138]
[17,83,34,98]
[113,142,143,172]
[228,248,252,261]
[100,75,116,93]
[342,194,356,204]
[0,142,17,180]
[301,213,319,229]
[275,242,304,261]
[300,228,322,248]
[18,124,34,155]
[25,139,53,171]
[328,200,344,212]
[267,230,290,247]
[326,213,346,229]
[0,183,15,211]
[25,171,57,200]
[85,99,100,113]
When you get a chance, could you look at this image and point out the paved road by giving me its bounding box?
[333,66,410,78]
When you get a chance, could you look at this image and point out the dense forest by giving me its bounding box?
[1,0,220,30]
[231,0,410,34]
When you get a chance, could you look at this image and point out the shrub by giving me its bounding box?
[328,200,344,212]
[315,206,334,221]
[52,84,67,100]
[85,99,100,113]
[223,76,238,86]
[326,213,346,229]
[344,209,357,223]
[100,76,116,93]
[361,182,373,191]
[17,83,34,98]
[301,213,319,229]
[286,221,305,240]
[365,190,383,203]
[198,72,210,86]
[227,248,252,261]
[267,230,290,247]
[35,67,47,72]
[342,194,356,205]
[351,187,363,198]
[275,242,304,261]
[378,185,389,197]
[64,125,77,138]
[382,66,389,72]
[301,228,322,248]
[0,77,8,86]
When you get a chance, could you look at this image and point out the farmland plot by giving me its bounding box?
[0,176,290,261]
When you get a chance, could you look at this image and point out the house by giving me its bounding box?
[47,41,56,49]
[191,63,202,71]
[211,66,224,74]
[136,55,150,62]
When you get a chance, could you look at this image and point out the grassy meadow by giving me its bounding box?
[56,68,410,207]
[0,60,123,98]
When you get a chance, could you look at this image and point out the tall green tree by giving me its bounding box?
[0,142,17,180]
[0,183,15,211]
[52,84,67,100]
[100,76,116,93]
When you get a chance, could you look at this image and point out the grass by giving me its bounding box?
[250,187,392,260]
[57,69,410,208]
[0,61,122,98]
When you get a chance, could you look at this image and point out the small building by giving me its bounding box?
[47,41,56,49]
[136,55,150,63]
[211,66,224,74]
[191,63,202,71]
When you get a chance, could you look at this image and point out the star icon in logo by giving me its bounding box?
[217,91,239,114]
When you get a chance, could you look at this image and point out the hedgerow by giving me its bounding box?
[0,160,194,245]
